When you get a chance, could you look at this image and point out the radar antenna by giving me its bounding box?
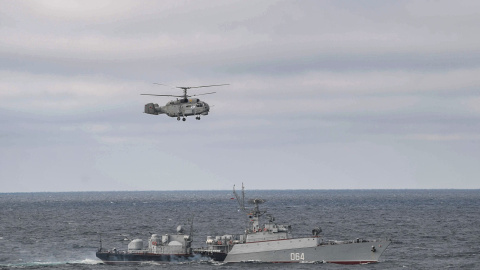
[248,198,267,218]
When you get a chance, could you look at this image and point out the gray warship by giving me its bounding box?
[96,225,195,264]
[196,184,391,264]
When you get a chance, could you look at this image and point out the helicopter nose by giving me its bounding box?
[205,103,210,111]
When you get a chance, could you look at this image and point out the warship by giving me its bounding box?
[96,225,195,264]
[96,185,390,264]
[195,184,391,264]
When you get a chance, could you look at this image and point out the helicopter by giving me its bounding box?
[141,83,228,121]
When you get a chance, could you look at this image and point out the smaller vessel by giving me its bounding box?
[96,225,194,264]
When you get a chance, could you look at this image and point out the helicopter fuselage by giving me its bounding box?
[144,98,210,120]
[142,83,227,121]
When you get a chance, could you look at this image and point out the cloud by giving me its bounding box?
[2,1,480,191]
[406,133,480,142]
[2,0,480,72]
[0,71,149,113]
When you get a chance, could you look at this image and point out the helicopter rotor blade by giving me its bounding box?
[147,83,227,98]
[177,84,229,90]
[140,94,184,97]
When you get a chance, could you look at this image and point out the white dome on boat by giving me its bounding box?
[128,239,143,250]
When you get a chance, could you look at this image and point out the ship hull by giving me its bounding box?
[195,251,228,261]
[96,251,194,264]
[222,238,390,264]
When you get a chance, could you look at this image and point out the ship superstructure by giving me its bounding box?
[96,225,194,264]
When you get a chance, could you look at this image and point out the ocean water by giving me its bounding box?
[0,190,479,269]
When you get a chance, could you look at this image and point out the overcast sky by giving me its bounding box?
[1,0,480,192]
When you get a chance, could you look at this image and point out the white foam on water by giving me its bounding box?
[0,258,103,268]
[0,261,66,268]
[69,258,103,265]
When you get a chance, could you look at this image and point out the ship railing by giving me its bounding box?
[294,234,324,238]
[318,241,333,246]
[128,250,148,254]
[194,248,223,253]
[102,249,129,254]
[319,239,380,245]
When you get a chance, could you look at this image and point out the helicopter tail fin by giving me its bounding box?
[144,103,160,115]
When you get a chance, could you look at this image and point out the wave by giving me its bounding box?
[0,258,102,268]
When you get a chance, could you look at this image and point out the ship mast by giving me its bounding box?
[248,198,266,232]
[233,183,249,233]
[233,183,246,212]
[233,183,267,233]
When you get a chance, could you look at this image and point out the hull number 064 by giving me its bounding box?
[290,253,305,261]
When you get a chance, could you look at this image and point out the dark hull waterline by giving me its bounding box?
[96,251,195,264]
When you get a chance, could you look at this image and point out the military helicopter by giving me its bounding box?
[141,83,228,121]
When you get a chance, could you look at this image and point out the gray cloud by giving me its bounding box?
[1,0,480,191]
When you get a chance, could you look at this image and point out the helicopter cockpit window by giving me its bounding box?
[196,103,203,107]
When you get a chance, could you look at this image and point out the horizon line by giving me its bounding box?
[2,188,479,194]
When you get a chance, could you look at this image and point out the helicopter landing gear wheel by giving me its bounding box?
[182,117,186,121]
[196,116,200,120]
[177,117,180,121]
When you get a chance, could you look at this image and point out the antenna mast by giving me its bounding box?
[233,183,246,212]
[188,215,194,241]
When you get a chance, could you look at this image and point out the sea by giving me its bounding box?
[0,190,479,269]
